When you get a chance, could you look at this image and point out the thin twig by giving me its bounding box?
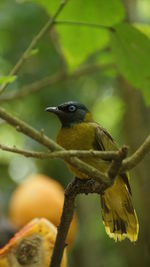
[0,118,150,176]
[0,72,66,103]
[0,143,118,160]
[121,135,150,172]
[0,0,68,95]
[50,177,105,267]
[1,135,150,172]
[0,108,59,151]
[0,64,103,103]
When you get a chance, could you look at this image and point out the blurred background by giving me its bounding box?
[0,0,150,266]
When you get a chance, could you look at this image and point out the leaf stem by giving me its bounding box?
[55,20,114,31]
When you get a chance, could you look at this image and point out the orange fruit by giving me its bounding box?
[9,174,77,246]
[0,218,67,267]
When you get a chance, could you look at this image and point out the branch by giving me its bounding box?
[0,143,118,160]
[50,177,106,267]
[108,146,128,179]
[1,134,150,172]
[0,134,150,174]
[0,108,58,151]
[50,138,150,266]
[0,64,103,103]
[121,135,150,172]
[50,145,128,267]
[0,0,68,95]
[0,72,66,103]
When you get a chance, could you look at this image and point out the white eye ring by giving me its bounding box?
[68,105,76,112]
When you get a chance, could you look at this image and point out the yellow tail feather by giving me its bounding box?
[101,176,139,242]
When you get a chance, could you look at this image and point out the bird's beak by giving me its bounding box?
[45,106,59,114]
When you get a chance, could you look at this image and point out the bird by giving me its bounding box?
[46,101,139,242]
[0,218,67,267]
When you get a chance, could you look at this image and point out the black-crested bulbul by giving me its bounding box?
[46,101,139,242]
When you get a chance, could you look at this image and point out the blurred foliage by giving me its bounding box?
[0,0,150,267]
[33,0,125,69]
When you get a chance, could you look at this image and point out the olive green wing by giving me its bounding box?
[95,125,118,151]
[95,125,131,194]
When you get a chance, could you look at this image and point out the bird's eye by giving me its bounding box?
[68,105,76,112]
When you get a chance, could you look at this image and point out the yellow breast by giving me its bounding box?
[57,122,96,150]
[56,122,109,179]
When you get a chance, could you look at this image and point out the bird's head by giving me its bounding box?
[45,101,93,127]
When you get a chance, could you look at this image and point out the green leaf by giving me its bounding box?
[0,75,17,85]
[31,0,125,69]
[111,23,150,95]
[37,0,125,26]
[57,26,109,70]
